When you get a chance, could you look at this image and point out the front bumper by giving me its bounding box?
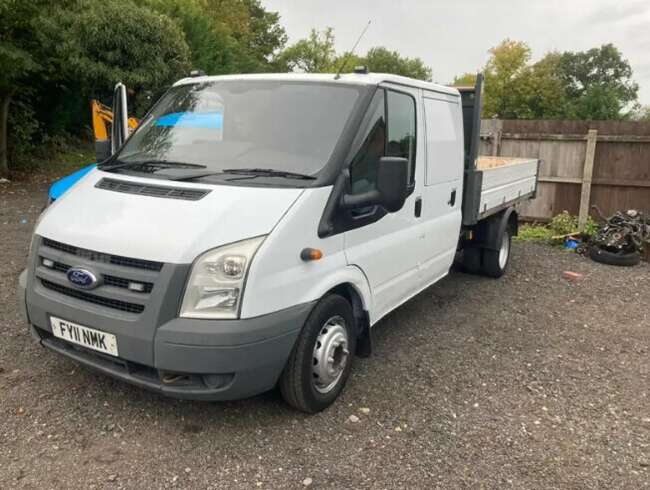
[25,296,314,401]
[22,236,315,401]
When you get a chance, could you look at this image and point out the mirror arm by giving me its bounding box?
[340,190,380,210]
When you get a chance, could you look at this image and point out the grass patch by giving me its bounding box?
[515,211,600,245]
[515,224,554,242]
[10,137,95,182]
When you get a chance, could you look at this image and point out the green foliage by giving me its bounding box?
[548,211,579,236]
[514,224,553,242]
[0,0,53,94]
[276,28,433,81]
[6,94,40,162]
[362,47,432,81]
[482,39,531,119]
[38,0,191,99]
[0,0,286,174]
[515,211,599,244]
[147,0,287,75]
[14,135,95,178]
[455,40,639,121]
[3,2,431,176]
[633,106,650,122]
[275,28,337,73]
[549,211,599,237]
[452,73,477,87]
[559,44,638,120]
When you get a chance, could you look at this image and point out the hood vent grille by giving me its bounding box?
[95,178,210,201]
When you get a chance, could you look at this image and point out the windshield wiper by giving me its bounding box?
[221,168,317,180]
[98,159,207,172]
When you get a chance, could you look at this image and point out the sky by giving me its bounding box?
[263,0,650,106]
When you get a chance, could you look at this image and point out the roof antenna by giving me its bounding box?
[334,20,371,80]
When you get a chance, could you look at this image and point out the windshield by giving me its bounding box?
[112,80,363,181]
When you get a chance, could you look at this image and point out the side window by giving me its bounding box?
[386,91,416,186]
[349,90,386,195]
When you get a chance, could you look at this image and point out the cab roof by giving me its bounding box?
[174,72,459,97]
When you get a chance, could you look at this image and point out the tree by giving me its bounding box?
[510,52,568,119]
[147,0,238,76]
[276,29,433,81]
[482,39,531,118]
[0,0,57,177]
[559,44,638,120]
[362,47,431,81]
[451,73,477,87]
[452,41,639,120]
[169,0,287,73]
[39,0,191,103]
[632,106,650,122]
[275,28,337,73]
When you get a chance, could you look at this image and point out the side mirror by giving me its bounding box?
[111,82,129,154]
[376,156,409,212]
[341,156,409,213]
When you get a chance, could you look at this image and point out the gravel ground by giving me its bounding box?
[1,182,648,489]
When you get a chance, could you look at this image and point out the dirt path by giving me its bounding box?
[1,182,648,489]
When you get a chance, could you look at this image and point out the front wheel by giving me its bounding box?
[482,227,512,278]
[280,294,356,413]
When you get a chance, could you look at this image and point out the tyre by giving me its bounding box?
[588,246,640,267]
[482,227,512,278]
[462,247,483,274]
[280,294,356,413]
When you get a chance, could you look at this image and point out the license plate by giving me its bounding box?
[50,316,119,357]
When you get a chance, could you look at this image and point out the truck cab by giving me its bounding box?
[19,73,537,412]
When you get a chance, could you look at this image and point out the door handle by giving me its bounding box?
[448,189,457,207]
[414,197,422,217]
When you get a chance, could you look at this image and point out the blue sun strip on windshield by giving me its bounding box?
[155,111,223,129]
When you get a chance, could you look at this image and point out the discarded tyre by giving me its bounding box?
[588,245,641,267]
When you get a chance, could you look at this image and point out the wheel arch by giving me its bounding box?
[482,207,518,250]
[319,273,373,358]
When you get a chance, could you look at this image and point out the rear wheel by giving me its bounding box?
[280,294,356,413]
[482,227,512,278]
[462,247,483,274]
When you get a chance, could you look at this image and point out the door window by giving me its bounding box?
[349,90,386,195]
[386,91,417,186]
[349,89,416,194]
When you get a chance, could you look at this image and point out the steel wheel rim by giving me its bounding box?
[312,316,349,394]
[498,233,510,269]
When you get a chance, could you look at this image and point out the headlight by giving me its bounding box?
[180,236,265,319]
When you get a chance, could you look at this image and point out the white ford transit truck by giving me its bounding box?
[18,72,539,412]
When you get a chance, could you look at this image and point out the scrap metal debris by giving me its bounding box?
[588,206,650,266]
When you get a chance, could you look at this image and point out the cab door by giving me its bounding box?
[418,93,464,283]
[343,85,427,322]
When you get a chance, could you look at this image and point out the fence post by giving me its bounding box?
[578,129,598,230]
[491,119,503,156]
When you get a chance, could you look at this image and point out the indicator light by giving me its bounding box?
[300,248,323,261]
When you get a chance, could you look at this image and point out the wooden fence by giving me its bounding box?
[479,119,650,225]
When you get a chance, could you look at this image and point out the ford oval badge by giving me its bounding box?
[66,268,99,289]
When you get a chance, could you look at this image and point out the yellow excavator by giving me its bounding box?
[91,98,139,155]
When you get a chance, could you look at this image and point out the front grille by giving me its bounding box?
[103,275,154,293]
[95,177,210,201]
[46,259,153,294]
[41,279,145,314]
[42,238,163,272]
